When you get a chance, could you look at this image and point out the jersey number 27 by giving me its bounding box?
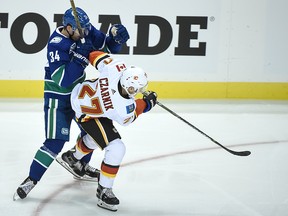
[78,84,103,115]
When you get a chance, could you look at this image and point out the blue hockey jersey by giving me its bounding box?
[44,25,122,101]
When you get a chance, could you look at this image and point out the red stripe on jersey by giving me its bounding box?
[76,137,93,154]
[101,161,120,175]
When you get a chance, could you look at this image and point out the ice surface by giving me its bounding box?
[1,99,288,216]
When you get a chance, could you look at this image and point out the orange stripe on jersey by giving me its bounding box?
[123,116,133,124]
[101,161,120,177]
[135,99,147,116]
[76,137,93,154]
[89,51,109,67]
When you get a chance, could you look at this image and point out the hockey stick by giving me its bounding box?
[143,92,251,156]
[69,0,85,41]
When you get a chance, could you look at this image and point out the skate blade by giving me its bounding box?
[97,199,118,211]
[73,175,99,183]
[13,192,21,201]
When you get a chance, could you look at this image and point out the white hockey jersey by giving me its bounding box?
[71,56,137,126]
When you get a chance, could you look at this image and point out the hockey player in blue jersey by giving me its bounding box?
[13,7,129,200]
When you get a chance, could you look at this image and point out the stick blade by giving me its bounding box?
[230,150,251,157]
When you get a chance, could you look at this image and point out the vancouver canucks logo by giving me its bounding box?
[50,36,62,44]
[69,43,77,54]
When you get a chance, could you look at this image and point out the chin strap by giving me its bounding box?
[64,26,75,39]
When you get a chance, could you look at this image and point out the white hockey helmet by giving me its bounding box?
[120,66,148,97]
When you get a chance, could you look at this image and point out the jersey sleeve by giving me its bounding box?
[112,103,137,126]
[112,99,148,126]
[89,51,111,70]
[87,26,106,50]
[104,35,122,54]
[89,51,127,76]
[135,99,147,116]
[88,25,122,54]
[111,114,134,126]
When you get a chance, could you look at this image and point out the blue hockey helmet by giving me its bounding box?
[63,7,91,35]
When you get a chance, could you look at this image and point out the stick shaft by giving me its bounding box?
[155,100,250,156]
[69,0,84,39]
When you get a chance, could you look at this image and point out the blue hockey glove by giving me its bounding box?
[72,51,89,68]
[109,24,130,44]
[75,39,94,57]
[72,39,94,68]
[143,91,157,113]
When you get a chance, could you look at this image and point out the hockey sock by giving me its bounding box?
[74,136,93,160]
[29,146,56,181]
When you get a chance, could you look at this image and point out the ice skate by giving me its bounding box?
[56,150,85,177]
[96,184,119,211]
[73,163,100,182]
[13,177,37,201]
[56,150,100,182]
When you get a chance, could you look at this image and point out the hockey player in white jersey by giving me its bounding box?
[58,51,157,211]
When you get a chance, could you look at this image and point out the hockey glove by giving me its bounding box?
[109,24,130,44]
[72,39,94,68]
[75,39,94,57]
[72,51,89,68]
[143,91,157,113]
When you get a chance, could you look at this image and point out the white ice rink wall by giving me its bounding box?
[0,0,288,99]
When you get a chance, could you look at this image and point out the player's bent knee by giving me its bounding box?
[82,134,99,150]
[105,138,126,165]
[43,139,66,155]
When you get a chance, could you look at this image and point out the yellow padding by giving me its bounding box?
[0,80,44,98]
[148,82,288,100]
[0,80,288,99]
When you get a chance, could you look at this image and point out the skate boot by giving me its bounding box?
[96,184,119,211]
[85,163,100,178]
[61,150,85,177]
[56,150,100,182]
[73,162,100,182]
[13,177,37,201]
